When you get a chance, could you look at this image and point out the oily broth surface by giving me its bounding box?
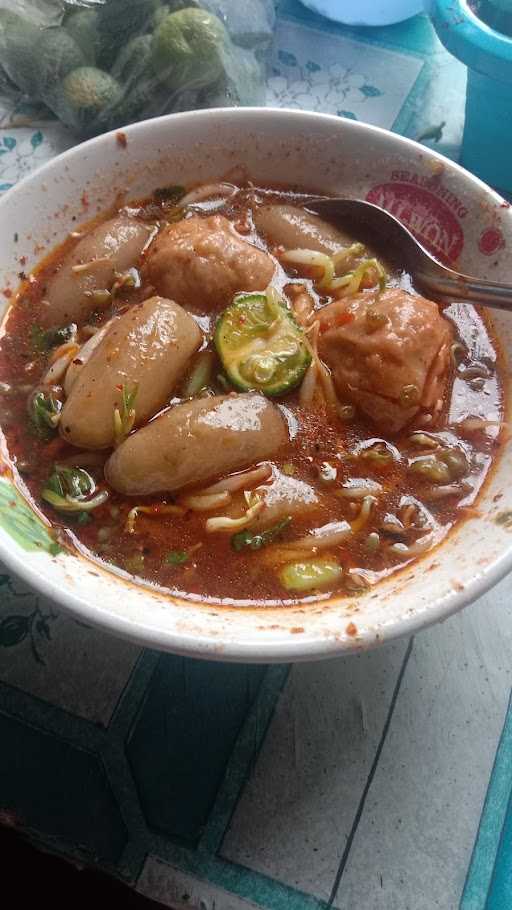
[0,184,504,606]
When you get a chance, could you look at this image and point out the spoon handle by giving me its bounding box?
[418,271,512,312]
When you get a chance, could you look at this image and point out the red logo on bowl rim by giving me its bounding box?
[366,181,464,266]
[478,227,505,257]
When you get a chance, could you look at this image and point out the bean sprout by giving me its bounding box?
[206,498,264,533]
[125,503,186,534]
[389,532,436,557]
[180,182,239,207]
[456,418,502,433]
[42,346,80,385]
[422,481,473,501]
[288,520,352,551]
[299,359,318,407]
[337,479,383,499]
[201,464,272,496]
[280,249,335,290]
[181,491,231,512]
[351,496,376,533]
[71,257,110,273]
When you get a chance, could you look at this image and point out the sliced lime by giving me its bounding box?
[215,291,311,397]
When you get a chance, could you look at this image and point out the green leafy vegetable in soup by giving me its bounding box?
[166,550,188,565]
[42,466,108,514]
[231,517,292,551]
[29,391,62,437]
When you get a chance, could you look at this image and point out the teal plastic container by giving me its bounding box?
[428,0,512,192]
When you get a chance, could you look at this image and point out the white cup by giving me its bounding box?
[299,0,425,26]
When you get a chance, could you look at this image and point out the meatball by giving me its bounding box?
[318,288,453,433]
[142,214,275,311]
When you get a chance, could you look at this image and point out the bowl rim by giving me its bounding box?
[1,105,511,663]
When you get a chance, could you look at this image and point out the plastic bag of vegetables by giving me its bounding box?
[0,0,275,138]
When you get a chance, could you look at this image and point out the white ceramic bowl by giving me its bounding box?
[0,108,511,663]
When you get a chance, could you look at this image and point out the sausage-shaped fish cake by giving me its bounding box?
[39,216,154,328]
[60,296,202,449]
[105,393,288,495]
[253,204,352,255]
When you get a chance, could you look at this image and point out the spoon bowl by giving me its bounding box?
[308,198,512,311]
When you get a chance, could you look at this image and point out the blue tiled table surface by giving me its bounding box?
[1,5,511,910]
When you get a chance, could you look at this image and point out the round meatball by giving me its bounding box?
[142,214,275,312]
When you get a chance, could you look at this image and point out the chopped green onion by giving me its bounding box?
[359,442,395,466]
[166,550,188,566]
[29,390,62,436]
[31,323,77,353]
[30,325,48,353]
[365,308,388,332]
[76,512,92,525]
[182,351,216,398]
[439,447,469,480]
[113,383,138,447]
[410,447,469,484]
[279,558,342,592]
[410,455,451,484]
[231,516,292,552]
[42,464,108,514]
[47,464,95,499]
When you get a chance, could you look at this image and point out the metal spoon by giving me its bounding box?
[306,198,512,312]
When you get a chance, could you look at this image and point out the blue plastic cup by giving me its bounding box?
[428,0,512,192]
